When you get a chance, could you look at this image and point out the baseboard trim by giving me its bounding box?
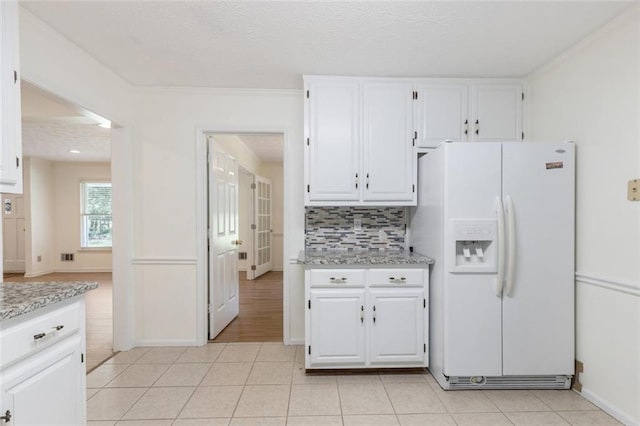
[54,268,112,273]
[134,339,200,347]
[575,273,640,297]
[24,269,55,278]
[131,258,198,265]
[580,387,638,426]
[287,337,304,345]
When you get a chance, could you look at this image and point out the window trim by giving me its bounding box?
[80,180,113,249]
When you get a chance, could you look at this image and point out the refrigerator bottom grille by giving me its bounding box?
[446,375,572,390]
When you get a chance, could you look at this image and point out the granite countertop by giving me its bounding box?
[297,250,434,266]
[0,281,98,321]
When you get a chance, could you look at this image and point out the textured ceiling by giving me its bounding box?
[21,82,111,162]
[21,1,633,89]
[235,134,283,163]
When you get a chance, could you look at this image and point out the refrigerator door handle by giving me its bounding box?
[495,196,506,296]
[505,195,516,297]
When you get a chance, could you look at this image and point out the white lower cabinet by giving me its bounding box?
[0,298,87,425]
[305,267,428,369]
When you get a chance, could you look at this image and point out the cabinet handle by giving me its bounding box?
[329,277,347,283]
[389,277,407,282]
[0,410,11,422]
[464,119,469,135]
[360,305,364,323]
[355,173,359,189]
[33,325,64,340]
[372,305,376,324]
[475,119,480,135]
[366,173,369,189]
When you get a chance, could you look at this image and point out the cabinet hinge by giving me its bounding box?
[251,265,256,271]
[412,184,415,193]
[81,353,84,363]
[308,300,311,309]
[522,92,525,101]
[307,184,310,193]
[306,137,310,146]
[423,298,426,308]
[306,90,310,99]
[412,91,418,100]
[308,346,311,355]
[424,343,427,353]
[522,131,525,140]
[16,157,20,168]
[14,70,17,83]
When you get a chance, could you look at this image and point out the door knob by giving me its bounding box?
[232,239,243,246]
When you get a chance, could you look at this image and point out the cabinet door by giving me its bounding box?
[368,288,426,365]
[470,84,522,142]
[415,84,468,147]
[1,335,85,425]
[305,80,360,203]
[0,0,23,194]
[362,82,415,203]
[308,288,366,366]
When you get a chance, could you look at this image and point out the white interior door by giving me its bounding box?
[208,137,240,339]
[250,175,272,279]
[2,194,25,272]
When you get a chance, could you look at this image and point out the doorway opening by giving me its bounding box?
[206,133,284,343]
[5,81,117,371]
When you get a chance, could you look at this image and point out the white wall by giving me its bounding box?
[53,161,112,272]
[527,7,639,425]
[23,157,55,277]
[258,162,284,271]
[131,88,304,345]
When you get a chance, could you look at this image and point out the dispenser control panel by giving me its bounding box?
[449,219,498,274]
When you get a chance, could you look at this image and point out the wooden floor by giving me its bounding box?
[4,269,284,368]
[212,270,284,343]
[3,272,114,372]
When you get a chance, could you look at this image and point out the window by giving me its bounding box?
[81,181,112,248]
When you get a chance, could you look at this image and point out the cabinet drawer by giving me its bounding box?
[369,269,425,287]
[0,300,82,367]
[309,269,366,287]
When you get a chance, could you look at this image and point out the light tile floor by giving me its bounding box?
[87,343,621,426]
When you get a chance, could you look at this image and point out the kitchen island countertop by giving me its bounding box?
[0,281,98,321]
[297,250,434,266]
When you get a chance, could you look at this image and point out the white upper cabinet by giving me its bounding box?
[305,79,360,202]
[470,84,523,142]
[415,84,469,147]
[304,77,416,206]
[362,81,415,203]
[414,81,523,148]
[0,0,22,194]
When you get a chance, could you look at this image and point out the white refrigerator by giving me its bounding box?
[410,142,575,389]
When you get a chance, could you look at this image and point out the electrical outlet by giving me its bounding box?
[354,218,362,231]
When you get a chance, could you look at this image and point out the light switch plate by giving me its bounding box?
[628,179,639,201]
[354,218,362,231]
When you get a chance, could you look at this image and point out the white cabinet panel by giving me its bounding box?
[362,82,415,202]
[1,337,84,425]
[415,84,468,147]
[470,85,523,142]
[0,0,23,194]
[305,267,429,369]
[306,80,360,202]
[308,288,366,366]
[369,288,425,365]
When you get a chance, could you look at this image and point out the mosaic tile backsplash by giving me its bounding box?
[305,207,406,250]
